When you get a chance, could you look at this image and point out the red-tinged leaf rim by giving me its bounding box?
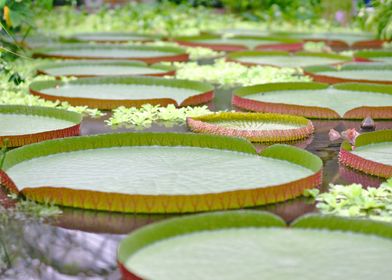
[0,132,322,213]
[232,82,392,119]
[339,130,392,178]
[118,210,392,279]
[62,32,161,43]
[187,112,314,142]
[29,76,214,109]
[36,60,176,78]
[55,208,170,234]
[304,63,392,85]
[31,44,189,63]
[227,50,351,67]
[0,105,82,148]
[173,34,299,51]
[352,40,390,49]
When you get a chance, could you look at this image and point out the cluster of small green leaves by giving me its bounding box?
[304,178,392,222]
[171,59,312,88]
[106,104,212,128]
[303,41,330,53]
[0,58,104,118]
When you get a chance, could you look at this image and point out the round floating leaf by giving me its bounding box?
[174,34,299,51]
[232,82,392,119]
[118,210,392,280]
[355,50,392,64]
[36,60,176,78]
[227,51,351,68]
[273,32,375,46]
[64,32,159,43]
[32,44,188,63]
[29,76,214,109]
[187,112,314,142]
[0,105,82,147]
[305,63,392,84]
[0,133,322,213]
[339,129,392,178]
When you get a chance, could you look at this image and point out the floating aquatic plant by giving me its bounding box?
[171,59,311,88]
[106,104,212,128]
[304,179,392,222]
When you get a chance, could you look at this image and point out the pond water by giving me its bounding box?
[1,88,391,280]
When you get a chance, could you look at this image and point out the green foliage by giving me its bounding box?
[306,179,392,222]
[366,0,392,40]
[106,104,212,128]
[172,59,312,88]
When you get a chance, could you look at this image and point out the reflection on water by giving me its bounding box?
[1,86,392,279]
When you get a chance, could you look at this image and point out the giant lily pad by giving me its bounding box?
[227,51,351,68]
[232,82,392,119]
[32,44,188,63]
[0,133,322,213]
[273,32,375,47]
[339,130,392,178]
[0,105,81,147]
[174,35,299,52]
[118,211,392,280]
[65,32,158,43]
[187,112,314,142]
[29,76,214,109]
[305,63,392,84]
[354,50,392,64]
[36,60,175,78]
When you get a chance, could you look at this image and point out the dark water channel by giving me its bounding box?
[1,87,391,280]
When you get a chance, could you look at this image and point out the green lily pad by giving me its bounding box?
[273,32,375,45]
[29,76,214,109]
[0,133,322,213]
[232,82,392,119]
[228,51,350,68]
[175,35,298,51]
[0,105,82,147]
[32,44,188,63]
[66,32,158,43]
[187,112,314,142]
[118,211,392,280]
[340,130,392,178]
[36,61,175,78]
[355,50,392,64]
[305,63,392,84]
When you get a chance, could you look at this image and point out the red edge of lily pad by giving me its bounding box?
[0,167,322,213]
[352,40,390,49]
[186,117,314,142]
[0,123,80,148]
[232,93,392,120]
[29,87,214,109]
[175,40,248,52]
[339,147,392,178]
[305,71,392,85]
